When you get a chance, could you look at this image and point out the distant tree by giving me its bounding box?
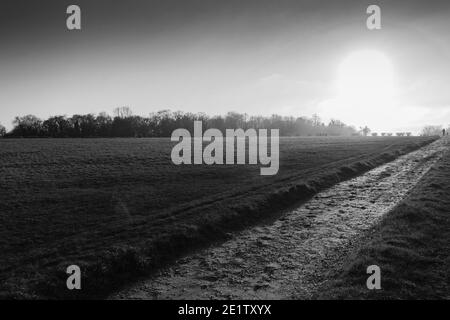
[327,119,355,136]
[207,115,226,133]
[11,115,43,137]
[421,125,443,136]
[0,123,6,137]
[328,119,345,127]
[224,112,245,130]
[130,116,151,137]
[42,116,70,137]
[111,116,134,137]
[360,126,371,136]
[96,112,113,136]
[113,106,133,119]
[148,109,175,137]
[311,113,322,127]
[70,114,97,137]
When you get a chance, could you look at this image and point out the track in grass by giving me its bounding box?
[111,138,449,299]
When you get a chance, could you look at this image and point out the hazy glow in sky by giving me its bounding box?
[1,0,450,133]
[337,50,395,106]
[321,50,397,131]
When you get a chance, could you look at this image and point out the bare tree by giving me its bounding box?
[113,106,133,118]
[360,126,371,136]
[0,123,6,137]
[421,125,443,136]
[12,115,42,136]
[311,113,322,127]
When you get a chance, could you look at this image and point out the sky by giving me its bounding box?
[1,0,450,133]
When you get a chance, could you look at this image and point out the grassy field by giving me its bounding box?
[320,138,450,299]
[0,136,436,298]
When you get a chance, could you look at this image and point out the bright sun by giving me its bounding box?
[337,50,395,107]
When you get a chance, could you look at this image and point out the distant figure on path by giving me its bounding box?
[443,128,446,136]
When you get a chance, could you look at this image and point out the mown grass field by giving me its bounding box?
[0,136,436,298]
[320,137,450,299]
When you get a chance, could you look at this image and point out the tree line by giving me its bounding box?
[421,125,448,137]
[0,107,362,138]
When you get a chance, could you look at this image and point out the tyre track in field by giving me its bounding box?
[111,138,449,299]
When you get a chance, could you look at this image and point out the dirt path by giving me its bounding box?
[111,138,449,300]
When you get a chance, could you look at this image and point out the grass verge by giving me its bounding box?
[319,138,450,299]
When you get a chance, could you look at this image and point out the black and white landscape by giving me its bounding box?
[0,0,449,301]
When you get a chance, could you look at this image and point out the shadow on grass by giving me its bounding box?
[318,143,450,299]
